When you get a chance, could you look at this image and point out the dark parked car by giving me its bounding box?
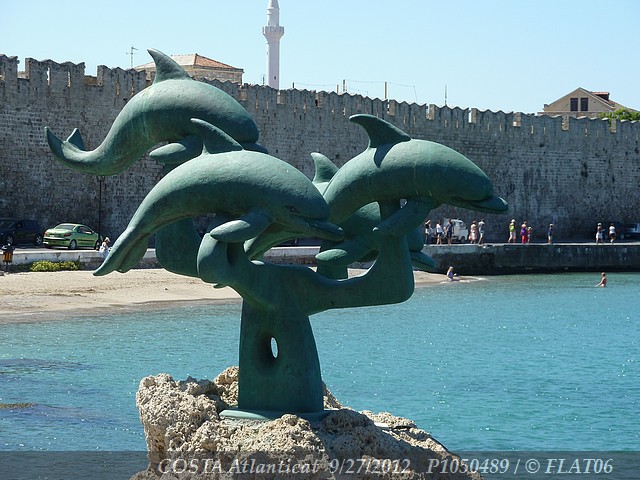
[0,218,44,246]
[624,223,640,239]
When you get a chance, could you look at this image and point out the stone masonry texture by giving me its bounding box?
[1,54,638,243]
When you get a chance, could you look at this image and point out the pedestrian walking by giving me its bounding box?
[445,219,454,245]
[609,223,616,243]
[470,221,478,244]
[508,219,516,243]
[424,220,432,245]
[478,219,486,244]
[99,237,110,259]
[596,223,604,244]
[521,222,529,244]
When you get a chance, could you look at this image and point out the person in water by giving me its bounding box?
[446,266,459,281]
[597,272,607,287]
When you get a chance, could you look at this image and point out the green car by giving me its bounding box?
[43,223,101,250]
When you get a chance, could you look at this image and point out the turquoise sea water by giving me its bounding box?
[1,273,638,453]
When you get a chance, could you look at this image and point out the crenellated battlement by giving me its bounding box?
[2,54,638,139]
[222,81,638,140]
[0,55,148,101]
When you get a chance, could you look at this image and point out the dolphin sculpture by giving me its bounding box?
[242,152,435,278]
[317,114,508,264]
[45,48,263,176]
[94,119,342,276]
[322,114,508,231]
[309,152,435,274]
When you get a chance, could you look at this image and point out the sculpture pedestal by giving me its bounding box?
[132,368,481,479]
[219,408,332,423]
[237,302,324,413]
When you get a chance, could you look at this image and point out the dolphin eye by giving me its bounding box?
[287,206,300,214]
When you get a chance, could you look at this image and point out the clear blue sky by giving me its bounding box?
[4,0,639,114]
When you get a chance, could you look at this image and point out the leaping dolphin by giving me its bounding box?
[45,48,263,176]
[94,119,342,276]
[309,153,435,274]
[322,114,508,235]
[316,115,507,265]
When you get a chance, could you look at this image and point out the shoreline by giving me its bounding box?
[0,268,457,324]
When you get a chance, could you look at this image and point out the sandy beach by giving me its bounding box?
[0,268,449,323]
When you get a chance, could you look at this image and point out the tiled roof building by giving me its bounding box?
[136,53,243,84]
[541,87,635,118]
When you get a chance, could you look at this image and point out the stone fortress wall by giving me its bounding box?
[1,54,639,243]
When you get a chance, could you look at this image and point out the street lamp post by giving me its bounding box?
[97,176,104,246]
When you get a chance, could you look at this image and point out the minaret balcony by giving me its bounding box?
[262,25,285,39]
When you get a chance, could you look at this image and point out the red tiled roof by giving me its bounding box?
[136,53,241,71]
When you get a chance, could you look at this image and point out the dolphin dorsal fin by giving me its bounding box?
[311,152,338,184]
[147,48,192,83]
[191,118,244,154]
[350,114,411,148]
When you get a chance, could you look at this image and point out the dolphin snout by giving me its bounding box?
[450,194,508,213]
[279,215,343,242]
[306,219,344,241]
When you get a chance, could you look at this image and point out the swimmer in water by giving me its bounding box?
[447,266,459,281]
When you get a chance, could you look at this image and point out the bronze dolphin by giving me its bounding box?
[45,49,262,176]
[94,119,342,276]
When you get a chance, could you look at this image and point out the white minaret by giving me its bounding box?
[262,0,284,89]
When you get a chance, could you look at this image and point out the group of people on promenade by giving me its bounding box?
[508,220,621,245]
[424,218,622,246]
[507,220,554,244]
[424,219,486,245]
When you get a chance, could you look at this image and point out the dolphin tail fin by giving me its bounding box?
[45,127,85,161]
[67,129,86,150]
[44,127,117,176]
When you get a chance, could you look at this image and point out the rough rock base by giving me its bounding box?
[132,367,481,479]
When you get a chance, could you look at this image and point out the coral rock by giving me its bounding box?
[132,367,481,479]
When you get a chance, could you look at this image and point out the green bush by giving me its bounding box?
[29,260,82,272]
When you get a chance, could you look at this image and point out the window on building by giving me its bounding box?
[570,98,578,112]
[580,97,589,111]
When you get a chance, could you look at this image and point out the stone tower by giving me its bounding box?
[262,0,284,89]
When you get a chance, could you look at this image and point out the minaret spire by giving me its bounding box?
[262,0,284,89]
